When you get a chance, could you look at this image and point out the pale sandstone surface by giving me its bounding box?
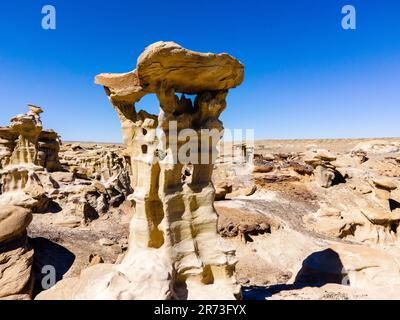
[221,138,400,300]
[2,107,399,300]
[0,206,34,300]
[5,136,400,300]
[0,205,32,243]
[0,107,134,300]
[39,134,400,300]
[95,41,244,102]
[37,42,244,300]
[33,136,400,300]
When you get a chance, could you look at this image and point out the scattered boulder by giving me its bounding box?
[216,206,279,239]
[0,206,34,300]
[225,185,257,199]
[304,150,341,188]
[314,165,336,188]
[0,206,32,243]
[370,178,397,201]
[88,254,104,267]
[353,140,400,154]
[214,180,232,201]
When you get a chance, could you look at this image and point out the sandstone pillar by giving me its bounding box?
[97,42,244,299]
[37,41,244,300]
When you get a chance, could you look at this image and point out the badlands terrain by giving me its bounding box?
[2,107,400,299]
[1,42,400,300]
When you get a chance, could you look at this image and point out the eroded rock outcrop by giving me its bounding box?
[301,151,400,244]
[304,150,341,188]
[37,41,244,300]
[0,106,60,211]
[0,105,61,171]
[0,106,132,223]
[58,143,133,212]
[0,205,34,300]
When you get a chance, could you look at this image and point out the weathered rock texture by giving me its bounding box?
[38,41,244,300]
[0,205,34,300]
[57,143,133,217]
[0,106,132,223]
[0,105,61,171]
[0,106,61,212]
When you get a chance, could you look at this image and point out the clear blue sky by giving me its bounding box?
[0,0,399,142]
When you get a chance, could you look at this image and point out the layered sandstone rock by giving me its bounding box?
[96,41,244,103]
[37,130,61,172]
[0,106,61,212]
[0,129,16,168]
[9,105,43,165]
[0,164,52,211]
[0,206,34,300]
[304,150,340,188]
[38,41,244,300]
[52,143,133,227]
[0,107,131,221]
[302,168,400,244]
[0,105,61,171]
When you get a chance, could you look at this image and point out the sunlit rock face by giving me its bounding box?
[0,105,62,172]
[37,41,244,300]
[0,205,34,300]
[0,106,61,212]
[8,106,43,166]
[37,129,61,172]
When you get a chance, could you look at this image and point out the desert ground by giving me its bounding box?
[2,113,400,299]
[28,137,400,299]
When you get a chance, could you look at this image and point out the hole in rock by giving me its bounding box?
[389,199,400,211]
[134,94,159,115]
[141,145,148,154]
[181,164,193,184]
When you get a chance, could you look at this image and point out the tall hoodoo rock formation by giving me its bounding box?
[98,42,244,299]
[37,41,244,300]
[9,105,43,165]
[1,105,133,224]
[0,105,61,171]
[0,105,61,211]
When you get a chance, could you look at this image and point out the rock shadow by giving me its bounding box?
[389,199,400,211]
[47,200,63,213]
[332,171,346,186]
[242,248,346,300]
[30,237,75,297]
[173,281,188,300]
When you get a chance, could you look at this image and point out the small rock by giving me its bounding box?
[99,238,114,246]
[54,217,81,228]
[371,179,397,191]
[110,244,123,254]
[88,254,104,267]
